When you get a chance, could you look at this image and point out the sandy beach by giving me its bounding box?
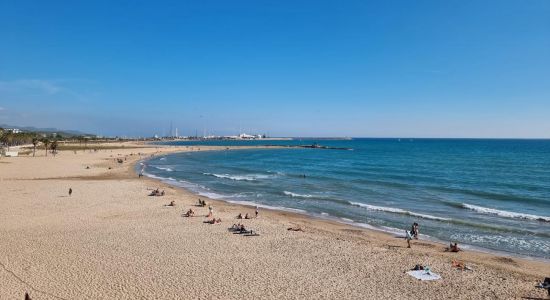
[1,143,548,299]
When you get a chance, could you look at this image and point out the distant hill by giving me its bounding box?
[0,124,94,137]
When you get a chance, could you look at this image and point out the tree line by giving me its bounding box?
[0,128,96,157]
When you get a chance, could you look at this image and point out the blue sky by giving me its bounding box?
[0,0,549,137]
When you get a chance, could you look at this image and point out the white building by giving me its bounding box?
[4,128,22,134]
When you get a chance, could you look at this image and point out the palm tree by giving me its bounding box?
[4,132,13,151]
[32,137,39,157]
[50,140,58,157]
[42,138,50,157]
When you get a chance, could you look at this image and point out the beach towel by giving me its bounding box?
[406,270,441,281]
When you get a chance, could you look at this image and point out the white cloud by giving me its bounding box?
[0,79,62,94]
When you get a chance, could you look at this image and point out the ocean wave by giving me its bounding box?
[203,173,272,181]
[349,201,450,221]
[461,203,550,222]
[159,157,166,160]
[225,200,307,214]
[154,166,174,172]
[283,191,314,198]
[431,186,548,206]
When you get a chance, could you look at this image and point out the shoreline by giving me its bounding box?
[1,143,549,299]
[138,148,550,264]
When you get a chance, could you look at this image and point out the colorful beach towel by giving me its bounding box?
[406,270,441,281]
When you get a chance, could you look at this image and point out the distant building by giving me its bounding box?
[239,133,255,139]
[4,128,22,134]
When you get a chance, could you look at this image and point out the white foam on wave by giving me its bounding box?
[224,199,307,214]
[349,201,450,221]
[203,173,273,181]
[154,166,174,172]
[283,191,314,198]
[462,203,550,222]
[159,157,166,161]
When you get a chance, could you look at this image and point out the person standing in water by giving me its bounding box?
[411,223,419,239]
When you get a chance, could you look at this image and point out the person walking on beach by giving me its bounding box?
[68,188,72,196]
[406,229,413,248]
[207,205,213,217]
[255,206,259,218]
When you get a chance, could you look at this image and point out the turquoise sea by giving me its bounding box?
[142,139,550,259]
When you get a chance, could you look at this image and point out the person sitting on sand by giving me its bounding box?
[184,209,195,217]
[160,190,165,196]
[239,224,246,232]
[447,242,461,252]
[149,189,162,196]
[237,213,243,219]
[244,213,251,219]
[168,201,175,207]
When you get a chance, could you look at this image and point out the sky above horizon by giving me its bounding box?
[1,1,549,138]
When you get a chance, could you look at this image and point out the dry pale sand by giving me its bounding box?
[0,143,548,300]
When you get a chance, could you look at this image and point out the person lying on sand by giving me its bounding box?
[205,218,221,224]
[451,260,465,271]
[287,226,303,231]
[167,201,175,207]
